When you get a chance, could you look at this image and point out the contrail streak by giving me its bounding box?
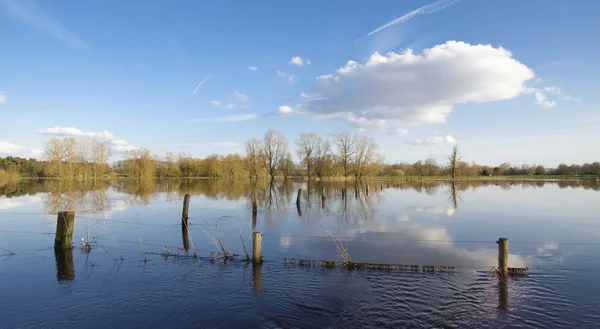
[190,75,210,96]
[361,0,461,40]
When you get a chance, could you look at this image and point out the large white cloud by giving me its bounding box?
[0,91,6,104]
[0,141,23,154]
[299,41,535,129]
[38,126,135,153]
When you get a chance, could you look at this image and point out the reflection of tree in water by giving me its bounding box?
[42,179,110,214]
[2,178,599,216]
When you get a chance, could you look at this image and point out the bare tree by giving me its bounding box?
[91,140,111,178]
[44,137,68,177]
[278,152,294,181]
[313,138,331,179]
[261,129,288,181]
[352,136,381,179]
[295,133,320,179]
[244,138,263,179]
[448,145,462,180]
[335,132,356,178]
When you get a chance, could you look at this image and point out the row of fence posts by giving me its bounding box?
[51,193,512,285]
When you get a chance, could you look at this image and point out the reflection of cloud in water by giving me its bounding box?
[397,215,409,222]
[407,205,456,218]
[280,236,292,249]
[299,223,526,269]
[0,195,43,209]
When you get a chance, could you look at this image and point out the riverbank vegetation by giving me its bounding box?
[1,129,599,181]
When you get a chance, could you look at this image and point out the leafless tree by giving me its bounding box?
[261,129,288,182]
[244,138,263,179]
[352,135,381,179]
[295,133,320,179]
[335,132,356,178]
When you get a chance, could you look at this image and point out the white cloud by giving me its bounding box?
[0,141,23,154]
[395,128,408,135]
[189,114,258,123]
[248,66,258,72]
[0,0,90,52]
[299,41,535,126]
[0,91,6,104]
[28,149,44,158]
[211,100,222,106]
[235,90,248,102]
[363,0,461,39]
[226,103,236,109]
[278,105,293,115]
[289,56,310,66]
[534,90,556,108]
[407,135,456,146]
[300,92,310,98]
[38,126,135,153]
[276,70,297,84]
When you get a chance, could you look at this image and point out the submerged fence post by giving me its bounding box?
[366,184,369,196]
[253,232,263,265]
[54,211,75,250]
[341,188,345,200]
[182,194,190,227]
[498,237,508,277]
[296,188,302,205]
[321,186,326,209]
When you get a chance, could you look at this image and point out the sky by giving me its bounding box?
[1,0,599,167]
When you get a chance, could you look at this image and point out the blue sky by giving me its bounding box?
[1,0,599,166]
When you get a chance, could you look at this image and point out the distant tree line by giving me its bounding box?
[1,130,599,181]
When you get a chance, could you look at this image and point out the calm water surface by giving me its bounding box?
[1,179,599,328]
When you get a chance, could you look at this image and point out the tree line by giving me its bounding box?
[1,130,599,180]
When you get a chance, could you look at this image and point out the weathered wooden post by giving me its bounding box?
[366,184,369,196]
[54,211,75,250]
[321,186,326,209]
[296,188,302,205]
[253,232,263,265]
[341,188,345,200]
[498,237,508,277]
[380,184,383,190]
[182,193,190,227]
[355,186,358,199]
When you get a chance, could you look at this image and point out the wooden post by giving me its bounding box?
[253,232,262,265]
[366,184,369,196]
[498,237,508,277]
[341,188,345,200]
[321,186,326,209]
[296,188,302,205]
[182,194,190,227]
[54,211,75,250]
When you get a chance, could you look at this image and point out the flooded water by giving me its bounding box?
[1,179,600,328]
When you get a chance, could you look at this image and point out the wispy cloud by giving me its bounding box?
[38,126,135,152]
[235,90,248,102]
[248,66,258,72]
[0,91,6,104]
[190,75,210,96]
[276,70,297,84]
[189,114,258,123]
[537,60,564,70]
[0,0,90,52]
[407,135,456,146]
[289,56,311,66]
[361,0,461,39]
[211,100,222,106]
